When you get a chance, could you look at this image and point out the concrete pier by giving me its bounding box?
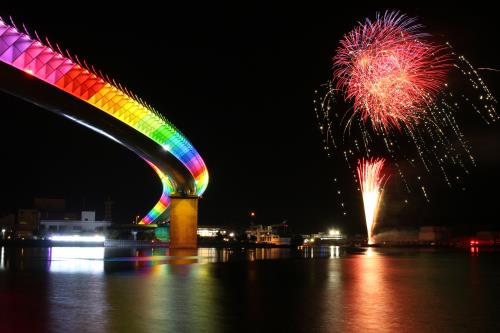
[169,195,198,249]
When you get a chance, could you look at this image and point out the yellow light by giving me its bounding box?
[329,229,340,236]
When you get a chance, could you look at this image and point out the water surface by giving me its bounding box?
[1,246,499,332]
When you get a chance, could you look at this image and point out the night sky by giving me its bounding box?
[0,3,498,234]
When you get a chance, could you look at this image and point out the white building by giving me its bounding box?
[197,226,228,238]
[40,211,111,235]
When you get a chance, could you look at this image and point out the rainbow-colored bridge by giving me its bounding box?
[0,18,208,245]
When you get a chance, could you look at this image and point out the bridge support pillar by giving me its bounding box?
[169,195,198,249]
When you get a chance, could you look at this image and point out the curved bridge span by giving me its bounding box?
[0,18,208,228]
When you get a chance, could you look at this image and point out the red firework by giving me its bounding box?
[333,11,452,132]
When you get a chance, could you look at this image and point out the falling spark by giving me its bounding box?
[357,158,389,244]
[477,67,500,73]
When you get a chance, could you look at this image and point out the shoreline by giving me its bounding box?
[1,239,495,250]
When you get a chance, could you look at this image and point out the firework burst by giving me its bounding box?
[333,11,452,133]
[314,10,497,211]
[357,158,388,244]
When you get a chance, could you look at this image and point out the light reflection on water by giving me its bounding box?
[302,245,343,259]
[0,246,346,274]
[0,246,4,270]
[1,246,500,332]
[340,246,396,332]
[49,247,105,274]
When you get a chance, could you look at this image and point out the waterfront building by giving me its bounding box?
[0,214,15,238]
[197,226,229,238]
[418,226,450,244]
[245,224,291,246]
[16,209,40,238]
[40,211,111,236]
[315,229,346,241]
[303,229,347,245]
[373,227,419,244]
[34,197,66,219]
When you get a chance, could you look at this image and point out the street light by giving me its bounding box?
[1,229,5,240]
[249,211,256,226]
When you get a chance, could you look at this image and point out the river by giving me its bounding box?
[1,246,499,332]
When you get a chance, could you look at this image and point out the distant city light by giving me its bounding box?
[250,211,256,217]
[329,229,340,236]
[229,232,235,237]
[49,235,105,243]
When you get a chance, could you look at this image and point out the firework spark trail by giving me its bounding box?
[333,11,452,133]
[357,158,389,244]
[477,68,500,73]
